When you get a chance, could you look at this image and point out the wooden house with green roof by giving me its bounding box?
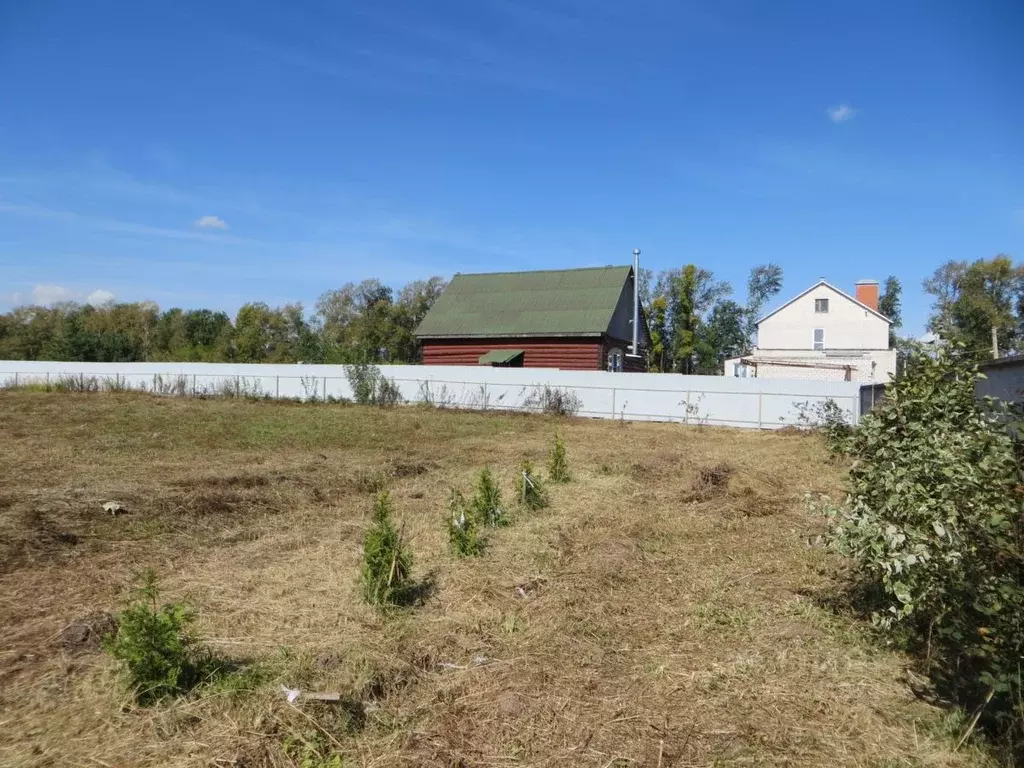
[414,265,648,371]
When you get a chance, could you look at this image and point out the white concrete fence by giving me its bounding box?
[0,361,863,429]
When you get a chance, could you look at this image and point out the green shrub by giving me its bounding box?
[471,467,507,527]
[818,347,1024,754]
[548,432,570,483]
[790,398,854,455]
[345,363,403,407]
[515,459,548,511]
[103,570,215,704]
[446,488,484,557]
[360,491,412,607]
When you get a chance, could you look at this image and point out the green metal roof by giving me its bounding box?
[415,265,632,339]
[478,349,524,365]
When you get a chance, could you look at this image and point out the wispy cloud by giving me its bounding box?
[0,200,268,246]
[194,214,228,230]
[827,104,857,123]
[223,8,596,100]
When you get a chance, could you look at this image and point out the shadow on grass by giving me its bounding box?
[392,569,438,608]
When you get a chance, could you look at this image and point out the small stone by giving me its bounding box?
[102,501,126,515]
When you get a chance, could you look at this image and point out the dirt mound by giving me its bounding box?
[57,612,118,654]
[685,462,734,501]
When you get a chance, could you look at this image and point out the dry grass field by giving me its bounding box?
[0,392,996,767]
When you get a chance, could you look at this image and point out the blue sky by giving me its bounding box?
[1,0,1021,334]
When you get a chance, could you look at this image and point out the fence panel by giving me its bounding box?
[0,361,863,429]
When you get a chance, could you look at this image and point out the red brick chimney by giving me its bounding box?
[855,280,879,311]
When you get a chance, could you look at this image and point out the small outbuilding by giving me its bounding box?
[414,265,648,371]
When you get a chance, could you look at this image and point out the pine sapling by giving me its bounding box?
[446,488,484,557]
[515,459,548,511]
[103,569,208,704]
[361,490,412,607]
[548,432,570,483]
[471,467,507,527]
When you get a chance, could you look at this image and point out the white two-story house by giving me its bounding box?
[725,280,896,382]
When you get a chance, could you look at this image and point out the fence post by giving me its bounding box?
[611,387,616,418]
[276,376,280,399]
[323,376,327,402]
[235,375,240,397]
[153,373,157,392]
[80,372,85,389]
[683,391,690,424]
[757,391,763,429]
[192,374,197,397]
[46,372,50,387]
[14,372,18,388]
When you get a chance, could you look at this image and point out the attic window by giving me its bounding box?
[814,298,829,313]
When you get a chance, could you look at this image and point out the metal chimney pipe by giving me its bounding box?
[632,248,640,356]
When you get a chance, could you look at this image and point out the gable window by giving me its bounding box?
[814,298,829,313]
[813,328,825,350]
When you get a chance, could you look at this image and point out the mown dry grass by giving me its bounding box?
[0,392,995,767]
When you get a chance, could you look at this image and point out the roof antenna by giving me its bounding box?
[631,248,641,357]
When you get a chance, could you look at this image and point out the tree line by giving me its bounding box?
[923,254,1024,359]
[0,278,447,364]
[0,254,1018,369]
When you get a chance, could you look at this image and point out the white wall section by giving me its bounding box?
[0,361,863,429]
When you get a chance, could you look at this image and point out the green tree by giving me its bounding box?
[233,302,310,363]
[645,295,669,372]
[878,276,902,347]
[924,255,1024,358]
[743,263,783,353]
[697,299,746,374]
[668,265,732,374]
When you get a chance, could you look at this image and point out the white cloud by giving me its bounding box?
[827,104,857,123]
[86,289,116,305]
[13,284,116,307]
[194,214,229,230]
[32,284,78,304]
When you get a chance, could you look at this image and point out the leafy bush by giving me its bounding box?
[515,459,548,511]
[548,432,571,483]
[818,347,1024,754]
[446,488,484,557]
[789,398,854,454]
[471,467,507,527]
[360,491,412,607]
[522,385,582,416]
[346,363,403,407]
[103,570,218,704]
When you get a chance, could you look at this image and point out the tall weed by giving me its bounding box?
[548,432,571,483]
